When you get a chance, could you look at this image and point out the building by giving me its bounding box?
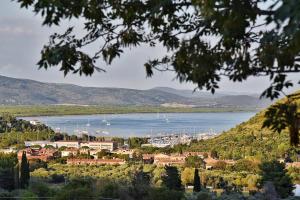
[80,141,117,151]
[67,158,125,165]
[204,157,236,170]
[183,152,210,158]
[18,148,59,162]
[24,141,56,148]
[55,141,80,148]
[61,148,79,157]
[112,149,134,158]
[154,158,185,166]
[153,153,186,166]
[142,154,154,164]
[29,120,42,126]
[286,162,300,168]
[141,143,170,148]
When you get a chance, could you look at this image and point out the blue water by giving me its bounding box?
[21,112,256,137]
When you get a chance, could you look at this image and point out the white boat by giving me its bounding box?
[106,122,111,126]
[102,131,110,135]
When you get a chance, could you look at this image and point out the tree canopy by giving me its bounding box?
[14,0,300,99]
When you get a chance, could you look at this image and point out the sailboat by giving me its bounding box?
[156,112,160,119]
[164,114,169,123]
[86,119,90,127]
[102,115,107,123]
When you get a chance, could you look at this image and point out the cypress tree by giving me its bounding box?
[193,168,201,192]
[20,151,30,188]
[14,164,19,189]
[162,166,182,191]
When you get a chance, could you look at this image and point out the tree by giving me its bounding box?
[193,168,201,192]
[128,137,147,149]
[185,156,205,169]
[14,0,300,146]
[181,167,194,186]
[213,161,227,171]
[162,166,182,191]
[130,170,151,199]
[263,93,300,146]
[259,160,294,198]
[0,167,15,191]
[210,150,218,159]
[233,159,259,173]
[15,0,300,98]
[0,153,18,191]
[20,151,30,188]
[96,149,109,158]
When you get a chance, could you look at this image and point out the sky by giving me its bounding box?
[0,1,299,94]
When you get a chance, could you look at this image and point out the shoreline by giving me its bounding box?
[0,105,262,117]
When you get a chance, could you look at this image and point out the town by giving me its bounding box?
[1,138,298,171]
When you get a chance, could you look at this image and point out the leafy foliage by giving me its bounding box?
[263,93,300,145]
[259,160,295,198]
[14,0,300,99]
[185,156,205,169]
[182,93,300,160]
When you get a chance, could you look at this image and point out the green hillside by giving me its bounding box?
[188,92,300,161]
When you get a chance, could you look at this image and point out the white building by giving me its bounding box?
[29,120,42,126]
[24,141,56,148]
[61,148,78,157]
[80,141,117,151]
[54,141,80,148]
[141,143,170,148]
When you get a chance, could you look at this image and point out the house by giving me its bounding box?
[154,158,185,166]
[61,148,79,157]
[18,148,59,162]
[204,157,219,170]
[204,157,236,170]
[67,158,126,165]
[80,141,117,151]
[142,154,154,164]
[153,154,186,166]
[111,149,134,159]
[153,153,170,160]
[183,152,210,158]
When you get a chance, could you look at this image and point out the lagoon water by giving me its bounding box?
[21,112,256,138]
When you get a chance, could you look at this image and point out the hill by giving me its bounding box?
[187,92,300,160]
[0,75,270,108]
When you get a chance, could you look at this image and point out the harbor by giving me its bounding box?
[21,112,255,137]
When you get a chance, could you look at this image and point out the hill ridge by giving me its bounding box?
[0,75,271,107]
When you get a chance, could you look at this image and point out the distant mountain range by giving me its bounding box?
[0,75,271,108]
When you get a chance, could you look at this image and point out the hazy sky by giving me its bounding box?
[0,1,299,94]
